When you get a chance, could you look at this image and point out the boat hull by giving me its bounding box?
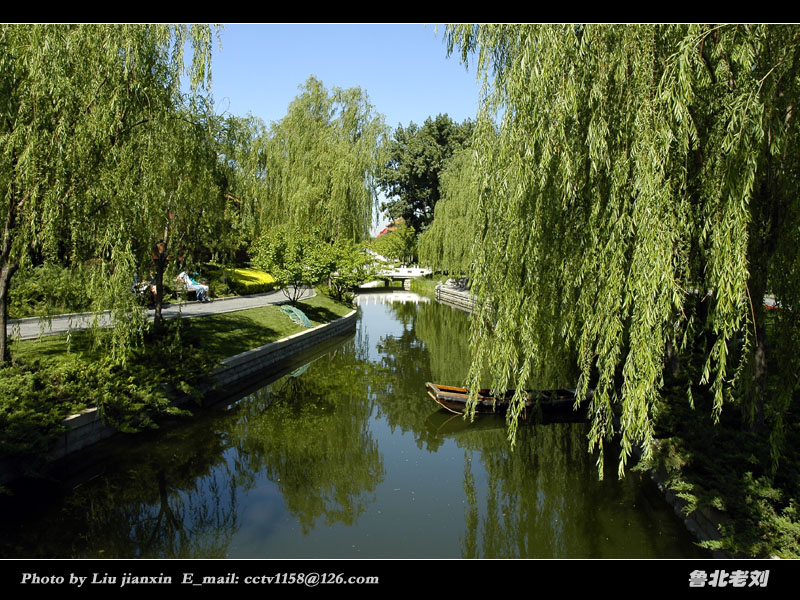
[425,382,587,419]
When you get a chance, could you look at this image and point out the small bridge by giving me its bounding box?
[355,291,431,305]
[376,266,432,289]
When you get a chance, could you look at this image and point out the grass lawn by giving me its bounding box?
[2,293,354,461]
[11,294,351,363]
[178,293,353,363]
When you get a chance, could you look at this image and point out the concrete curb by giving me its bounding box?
[1,308,358,485]
[208,309,357,392]
[639,441,733,558]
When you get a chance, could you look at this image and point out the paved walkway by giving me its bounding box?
[7,287,315,341]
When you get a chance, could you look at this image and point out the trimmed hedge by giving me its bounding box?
[225,268,276,295]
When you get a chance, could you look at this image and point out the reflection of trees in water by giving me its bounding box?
[372,300,473,451]
[0,422,240,558]
[456,424,589,558]
[0,300,706,559]
[102,465,238,558]
[455,423,706,558]
[461,450,478,558]
[383,299,472,385]
[226,335,385,534]
[389,294,576,390]
[411,301,473,386]
[75,431,240,559]
[378,297,696,557]
[0,330,385,557]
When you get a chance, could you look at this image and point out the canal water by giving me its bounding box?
[0,290,708,558]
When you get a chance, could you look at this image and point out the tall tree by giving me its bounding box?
[378,114,474,232]
[251,225,333,305]
[370,220,418,265]
[97,102,227,337]
[255,77,388,244]
[213,114,272,257]
[444,24,800,475]
[417,146,480,275]
[0,24,214,360]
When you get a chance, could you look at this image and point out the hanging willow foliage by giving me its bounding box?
[444,24,800,476]
[418,147,481,275]
[254,77,388,244]
[0,24,215,362]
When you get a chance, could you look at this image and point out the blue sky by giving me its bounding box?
[210,24,481,129]
[208,24,482,233]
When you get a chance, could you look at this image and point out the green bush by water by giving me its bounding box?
[645,384,800,558]
[1,294,353,467]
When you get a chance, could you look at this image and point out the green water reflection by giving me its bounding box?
[0,291,708,558]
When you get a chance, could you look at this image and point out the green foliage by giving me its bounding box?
[378,113,474,232]
[95,101,231,338]
[649,388,800,557]
[0,319,211,460]
[1,294,352,466]
[0,24,217,360]
[326,240,378,302]
[251,225,335,304]
[8,264,95,319]
[244,77,387,244]
[223,267,276,296]
[418,147,480,275]
[445,24,800,477]
[252,226,377,304]
[370,221,418,265]
[408,274,441,299]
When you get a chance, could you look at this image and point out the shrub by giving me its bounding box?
[225,268,276,296]
[9,264,94,319]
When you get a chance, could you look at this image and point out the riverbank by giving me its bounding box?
[0,292,356,485]
[416,273,798,558]
[409,276,475,312]
[0,290,707,560]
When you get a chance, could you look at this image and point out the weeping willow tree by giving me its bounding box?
[418,146,481,275]
[96,102,227,340]
[0,24,215,360]
[443,24,800,476]
[254,77,388,243]
[213,114,271,256]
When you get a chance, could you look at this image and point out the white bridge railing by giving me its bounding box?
[378,266,432,278]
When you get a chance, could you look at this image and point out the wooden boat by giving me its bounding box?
[425,382,588,418]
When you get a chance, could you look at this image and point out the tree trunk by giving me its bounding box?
[0,184,19,364]
[152,228,170,334]
[744,210,774,433]
[743,159,783,432]
[751,313,768,431]
[0,260,18,363]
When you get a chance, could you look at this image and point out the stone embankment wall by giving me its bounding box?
[209,309,356,392]
[649,468,732,558]
[1,310,358,485]
[641,445,733,559]
[435,284,476,313]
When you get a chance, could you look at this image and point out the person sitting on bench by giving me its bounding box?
[177,271,210,302]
